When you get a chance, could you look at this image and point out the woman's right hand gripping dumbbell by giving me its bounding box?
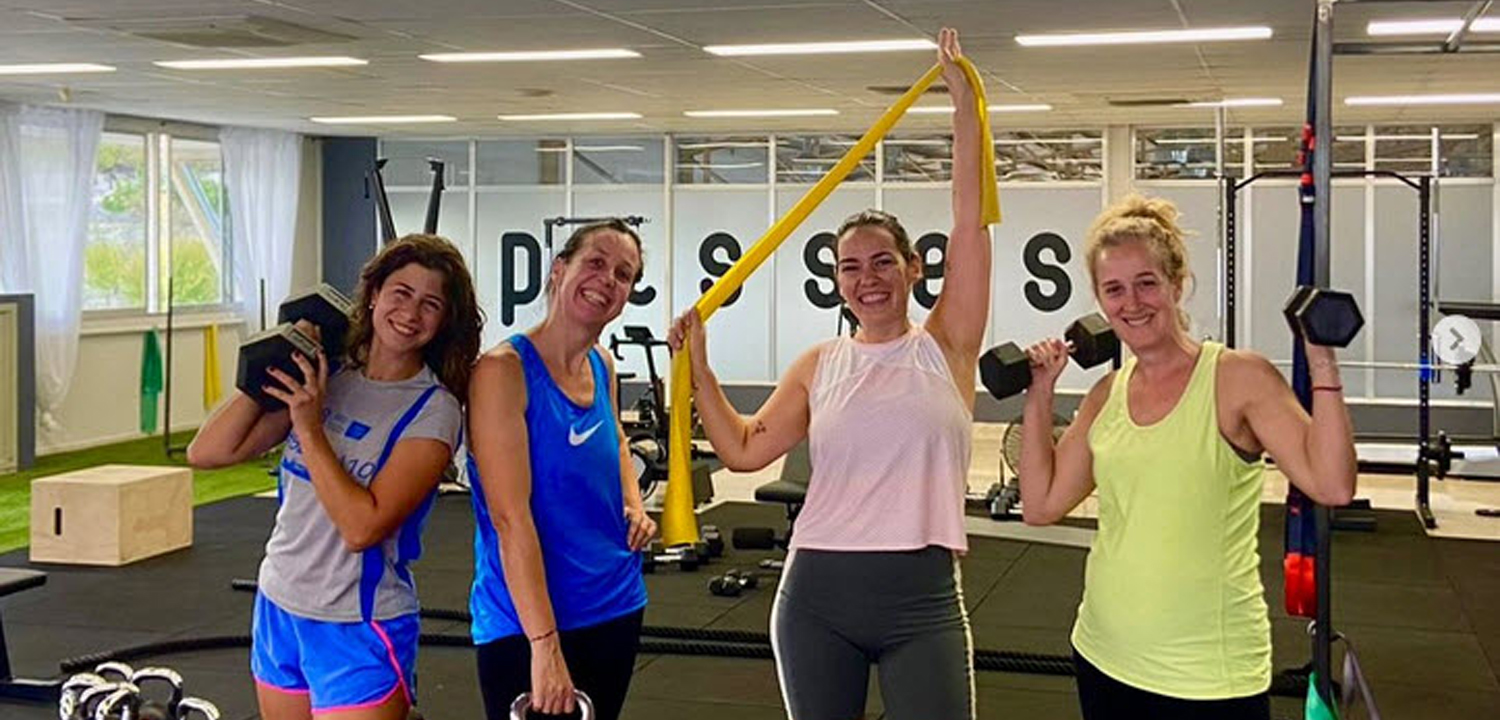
[1024,338,1071,395]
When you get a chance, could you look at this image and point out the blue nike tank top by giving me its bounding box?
[468,334,647,644]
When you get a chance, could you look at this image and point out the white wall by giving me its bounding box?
[40,318,245,454]
[381,130,1497,406]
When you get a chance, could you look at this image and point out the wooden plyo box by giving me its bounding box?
[29,464,193,566]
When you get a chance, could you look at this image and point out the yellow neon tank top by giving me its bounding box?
[1073,341,1270,699]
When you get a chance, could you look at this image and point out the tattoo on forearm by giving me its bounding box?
[751,420,767,437]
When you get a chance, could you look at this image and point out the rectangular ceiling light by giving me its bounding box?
[1346,93,1500,106]
[907,103,1053,114]
[310,115,456,124]
[498,112,642,121]
[1368,18,1500,36]
[1181,97,1283,108]
[156,56,367,70]
[0,63,115,75]
[704,39,935,56]
[684,109,838,118]
[420,49,641,62]
[1016,26,1272,47]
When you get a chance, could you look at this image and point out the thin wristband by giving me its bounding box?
[1312,385,1343,393]
[528,629,557,643]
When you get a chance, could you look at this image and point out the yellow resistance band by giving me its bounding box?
[661,58,1001,546]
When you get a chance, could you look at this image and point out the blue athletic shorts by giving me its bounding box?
[251,593,419,713]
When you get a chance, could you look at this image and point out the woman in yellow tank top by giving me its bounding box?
[1016,194,1358,720]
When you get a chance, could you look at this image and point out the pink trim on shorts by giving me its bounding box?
[312,683,404,715]
[254,677,311,695]
[311,618,414,714]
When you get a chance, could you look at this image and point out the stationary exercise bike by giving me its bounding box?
[609,325,713,501]
[975,413,1070,520]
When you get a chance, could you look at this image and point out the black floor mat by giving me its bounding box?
[0,494,1496,719]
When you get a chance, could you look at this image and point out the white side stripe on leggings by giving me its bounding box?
[769,548,798,720]
[953,552,977,720]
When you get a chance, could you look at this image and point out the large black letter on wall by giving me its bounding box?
[913,232,948,310]
[1023,231,1072,312]
[802,231,840,309]
[699,232,742,306]
[501,232,541,325]
[629,282,657,306]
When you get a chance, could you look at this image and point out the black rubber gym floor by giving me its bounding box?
[2,494,1497,720]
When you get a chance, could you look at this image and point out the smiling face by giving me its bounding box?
[549,228,642,327]
[370,262,449,356]
[836,224,921,328]
[1092,238,1184,352]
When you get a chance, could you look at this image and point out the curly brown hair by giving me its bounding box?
[344,234,483,399]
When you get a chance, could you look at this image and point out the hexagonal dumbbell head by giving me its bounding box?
[236,324,323,409]
[1064,313,1120,369]
[979,342,1033,401]
[277,284,352,361]
[1285,285,1364,348]
[1282,285,1318,340]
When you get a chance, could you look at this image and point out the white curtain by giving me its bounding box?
[0,103,104,428]
[221,126,302,333]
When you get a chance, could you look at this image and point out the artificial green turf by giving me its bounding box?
[0,430,276,554]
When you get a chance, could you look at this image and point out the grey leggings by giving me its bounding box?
[771,546,974,720]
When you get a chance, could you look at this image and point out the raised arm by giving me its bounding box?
[1017,338,1107,525]
[1233,346,1357,506]
[186,392,291,468]
[926,27,992,360]
[667,309,813,472]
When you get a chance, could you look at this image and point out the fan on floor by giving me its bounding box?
[986,412,1070,520]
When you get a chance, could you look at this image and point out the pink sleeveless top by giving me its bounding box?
[792,326,973,552]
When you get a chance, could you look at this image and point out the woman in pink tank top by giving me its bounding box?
[668,29,993,720]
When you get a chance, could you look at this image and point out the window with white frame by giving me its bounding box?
[995,130,1103,182]
[675,137,769,184]
[776,135,874,183]
[84,132,148,311]
[1252,126,1366,173]
[83,128,232,312]
[1134,127,1245,180]
[1371,124,1492,178]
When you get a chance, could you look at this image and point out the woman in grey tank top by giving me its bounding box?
[188,235,481,720]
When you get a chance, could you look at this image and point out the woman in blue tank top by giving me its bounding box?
[467,218,655,720]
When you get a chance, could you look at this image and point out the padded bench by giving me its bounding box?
[756,440,810,521]
[0,567,58,702]
[747,442,811,568]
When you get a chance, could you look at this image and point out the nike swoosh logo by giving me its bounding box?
[568,420,604,447]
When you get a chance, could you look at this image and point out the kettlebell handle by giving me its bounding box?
[508,690,594,720]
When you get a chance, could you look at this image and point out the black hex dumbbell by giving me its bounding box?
[730,526,787,551]
[1283,285,1364,348]
[700,525,724,558]
[707,568,760,597]
[237,284,353,409]
[980,313,1121,400]
[641,545,700,573]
